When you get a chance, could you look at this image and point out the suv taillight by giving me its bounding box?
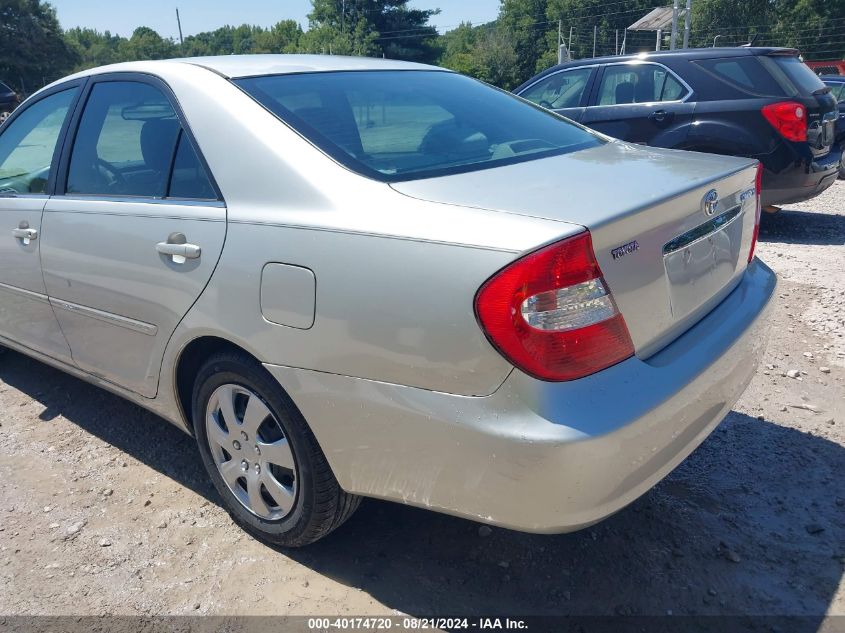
[761,101,807,142]
[474,232,634,381]
[748,162,763,263]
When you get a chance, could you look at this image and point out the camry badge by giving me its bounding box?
[611,240,639,260]
[702,189,719,216]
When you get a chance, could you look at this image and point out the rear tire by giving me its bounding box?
[192,351,360,547]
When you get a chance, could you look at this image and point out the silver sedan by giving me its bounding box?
[0,55,775,546]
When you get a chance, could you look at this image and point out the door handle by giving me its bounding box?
[156,232,200,264]
[649,109,669,123]
[12,227,37,242]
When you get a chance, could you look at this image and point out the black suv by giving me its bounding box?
[820,75,845,178]
[515,48,841,206]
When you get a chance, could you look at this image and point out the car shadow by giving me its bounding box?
[759,208,845,246]
[1,350,843,621]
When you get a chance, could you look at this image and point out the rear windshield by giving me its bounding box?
[695,54,826,97]
[235,70,603,182]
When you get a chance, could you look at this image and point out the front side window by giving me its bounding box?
[236,70,602,182]
[519,68,593,110]
[0,88,76,195]
[597,64,688,105]
[826,82,845,101]
[67,81,181,197]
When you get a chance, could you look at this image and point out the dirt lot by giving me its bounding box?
[0,182,843,622]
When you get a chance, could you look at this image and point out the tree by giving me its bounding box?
[120,26,178,61]
[304,0,439,62]
[64,27,124,70]
[543,0,655,63]
[473,28,520,88]
[439,21,485,77]
[0,0,79,93]
[498,0,550,83]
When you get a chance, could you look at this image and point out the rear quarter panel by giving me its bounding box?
[157,63,579,397]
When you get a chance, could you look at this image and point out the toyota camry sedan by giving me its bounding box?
[0,55,775,546]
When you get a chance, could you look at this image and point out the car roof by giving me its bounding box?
[517,47,799,90]
[64,54,443,81]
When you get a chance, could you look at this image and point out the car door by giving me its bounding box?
[581,62,695,145]
[0,83,82,362]
[516,66,596,123]
[41,74,226,398]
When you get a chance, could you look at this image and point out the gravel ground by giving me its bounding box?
[0,182,843,622]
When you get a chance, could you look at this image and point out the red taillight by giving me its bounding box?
[761,101,807,142]
[474,232,634,381]
[748,162,763,263]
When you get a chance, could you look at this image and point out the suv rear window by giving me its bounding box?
[694,57,787,96]
[695,54,826,98]
[759,55,827,95]
[236,70,603,182]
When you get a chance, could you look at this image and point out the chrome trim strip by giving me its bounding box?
[54,195,225,208]
[0,281,50,304]
[663,206,742,256]
[598,60,694,105]
[518,60,693,106]
[49,298,158,336]
[0,193,50,200]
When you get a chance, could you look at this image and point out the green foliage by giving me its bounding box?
[4,0,845,95]
[0,0,79,93]
[182,21,303,57]
[303,0,440,62]
[499,0,549,81]
[440,21,521,89]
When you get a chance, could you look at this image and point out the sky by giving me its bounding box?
[48,0,500,40]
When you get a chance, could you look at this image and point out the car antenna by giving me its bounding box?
[740,32,760,47]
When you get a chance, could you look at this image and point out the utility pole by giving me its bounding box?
[656,28,662,51]
[683,0,692,48]
[615,29,619,55]
[670,0,679,50]
[592,25,597,58]
[558,19,564,64]
[175,8,184,48]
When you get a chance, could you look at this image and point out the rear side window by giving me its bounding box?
[596,64,687,105]
[67,81,215,200]
[694,55,824,97]
[168,131,215,199]
[68,81,179,197]
[760,56,827,96]
[519,68,593,109]
[236,70,603,182]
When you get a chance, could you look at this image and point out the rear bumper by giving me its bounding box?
[761,143,841,206]
[265,260,777,533]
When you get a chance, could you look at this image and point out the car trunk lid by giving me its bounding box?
[391,141,760,358]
